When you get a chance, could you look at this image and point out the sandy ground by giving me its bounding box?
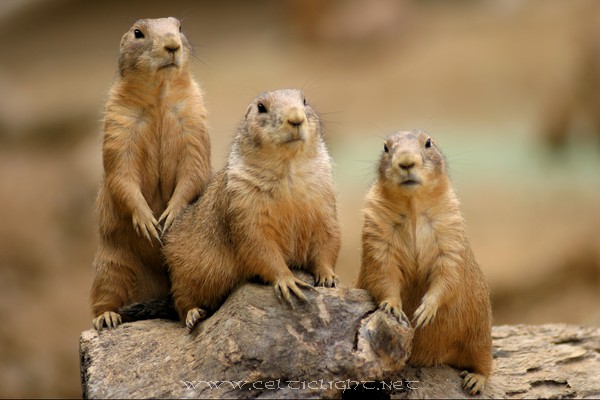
[0,0,599,397]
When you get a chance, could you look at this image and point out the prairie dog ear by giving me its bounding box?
[243,104,253,120]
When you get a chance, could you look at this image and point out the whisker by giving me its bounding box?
[234,85,262,98]
[190,53,208,69]
[301,76,326,96]
[364,121,392,139]
[177,8,196,24]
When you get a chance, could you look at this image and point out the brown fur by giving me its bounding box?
[356,130,492,395]
[163,89,340,331]
[90,17,211,330]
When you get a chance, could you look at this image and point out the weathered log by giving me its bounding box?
[80,274,600,399]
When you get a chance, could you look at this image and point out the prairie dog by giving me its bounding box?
[356,130,492,395]
[91,17,211,331]
[163,89,341,331]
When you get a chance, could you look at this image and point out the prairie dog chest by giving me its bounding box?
[116,91,188,152]
[111,93,190,211]
[250,157,330,254]
[387,210,440,269]
[279,158,329,199]
[150,96,189,157]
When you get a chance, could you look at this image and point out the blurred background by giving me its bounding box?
[1,0,599,397]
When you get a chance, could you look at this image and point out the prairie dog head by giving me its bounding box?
[239,89,321,155]
[118,17,191,77]
[378,130,447,192]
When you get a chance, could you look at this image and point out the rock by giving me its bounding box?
[80,272,413,399]
[393,324,600,399]
[80,273,600,399]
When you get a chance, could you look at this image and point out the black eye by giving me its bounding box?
[303,98,307,106]
[384,143,389,153]
[425,138,432,148]
[134,29,144,39]
[257,103,267,113]
[179,25,182,32]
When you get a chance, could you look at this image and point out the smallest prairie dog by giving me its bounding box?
[356,130,492,395]
[91,17,211,330]
[164,89,341,331]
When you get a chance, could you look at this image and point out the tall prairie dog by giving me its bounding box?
[163,89,341,331]
[91,17,211,331]
[356,130,492,395]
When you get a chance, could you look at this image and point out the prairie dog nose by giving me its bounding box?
[396,153,419,171]
[164,35,181,53]
[286,107,306,127]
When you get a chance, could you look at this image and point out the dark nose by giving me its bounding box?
[399,161,415,171]
[165,44,180,53]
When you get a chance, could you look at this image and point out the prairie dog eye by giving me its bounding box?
[384,143,389,153]
[134,29,144,39]
[303,98,307,106]
[257,103,267,113]
[425,138,432,148]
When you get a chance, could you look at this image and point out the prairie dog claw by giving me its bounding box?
[274,275,313,308]
[159,202,184,233]
[132,207,161,244]
[379,299,411,328]
[314,270,338,288]
[460,371,487,395]
[413,297,438,329]
[186,307,207,332]
[93,311,122,331]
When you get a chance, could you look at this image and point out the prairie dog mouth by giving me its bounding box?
[401,178,421,186]
[283,129,306,144]
[283,137,304,145]
[159,53,180,70]
[159,62,178,70]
